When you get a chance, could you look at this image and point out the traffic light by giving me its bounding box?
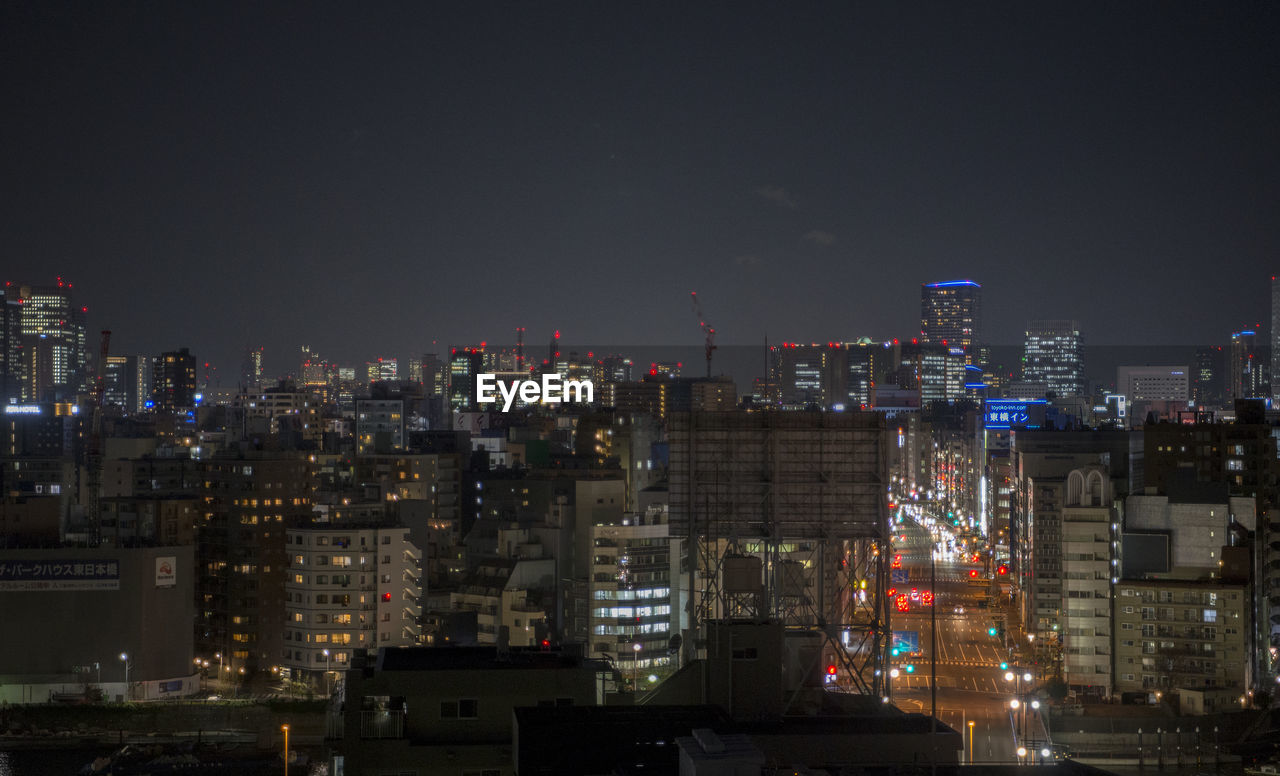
[997,564,1009,575]
[826,664,838,676]
[1000,662,1009,670]
[891,647,901,657]
[904,664,915,674]
[968,569,979,578]
[987,627,997,636]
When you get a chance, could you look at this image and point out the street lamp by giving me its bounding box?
[322,648,331,695]
[281,724,290,776]
[216,652,224,680]
[119,652,131,699]
[968,720,975,764]
[1016,745,1027,762]
[632,643,642,689]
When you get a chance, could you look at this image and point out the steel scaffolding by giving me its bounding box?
[670,411,892,697]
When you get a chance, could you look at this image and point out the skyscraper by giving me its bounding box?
[11,279,87,399]
[920,280,981,358]
[1193,346,1225,408]
[1228,329,1262,403]
[1272,275,1279,402]
[103,355,153,414]
[241,346,264,393]
[152,348,198,412]
[1023,320,1084,398]
[0,287,21,404]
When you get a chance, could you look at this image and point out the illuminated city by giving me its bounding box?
[1,4,1278,776]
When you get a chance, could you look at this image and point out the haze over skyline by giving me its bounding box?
[2,2,1276,378]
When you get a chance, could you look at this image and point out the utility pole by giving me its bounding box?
[930,533,938,776]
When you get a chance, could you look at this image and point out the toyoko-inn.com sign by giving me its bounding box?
[476,374,593,412]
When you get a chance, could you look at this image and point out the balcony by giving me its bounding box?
[359,709,405,739]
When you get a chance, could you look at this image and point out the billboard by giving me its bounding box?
[983,399,1047,430]
[155,556,176,588]
[0,559,120,591]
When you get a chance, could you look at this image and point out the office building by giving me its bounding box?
[1193,346,1226,408]
[1023,320,1084,398]
[920,280,981,357]
[1116,366,1190,403]
[772,343,835,407]
[368,357,398,384]
[588,505,679,675]
[242,346,264,393]
[11,280,87,399]
[0,288,21,403]
[449,347,484,411]
[896,341,964,403]
[1273,275,1280,403]
[151,348,198,413]
[103,355,153,414]
[1228,330,1263,403]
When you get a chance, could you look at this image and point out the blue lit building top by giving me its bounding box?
[923,280,980,288]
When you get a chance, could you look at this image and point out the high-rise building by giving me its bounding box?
[11,280,87,399]
[282,521,422,688]
[896,341,964,403]
[0,288,21,404]
[773,343,836,407]
[920,280,981,356]
[1273,276,1280,403]
[1193,346,1226,408]
[241,347,264,393]
[151,348,198,412]
[1023,320,1084,398]
[368,357,398,384]
[449,347,484,411]
[103,355,152,414]
[1228,329,1263,403]
[421,353,447,397]
[197,454,313,674]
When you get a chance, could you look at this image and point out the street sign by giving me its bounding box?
[891,630,920,654]
[891,569,909,584]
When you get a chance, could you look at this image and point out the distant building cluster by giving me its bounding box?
[0,273,1278,774]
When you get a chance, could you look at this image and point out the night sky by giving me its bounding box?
[2,2,1276,384]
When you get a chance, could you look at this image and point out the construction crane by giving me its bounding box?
[690,291,716,378]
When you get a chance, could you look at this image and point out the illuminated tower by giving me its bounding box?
[1272,275,1280,403]
[11,278,87,399]
[920,280,981,362]
[0,287,21,403]
[1228,329,1262,403]
[1023,320,1084,398]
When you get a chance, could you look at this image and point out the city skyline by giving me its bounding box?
[2,2,1277,375]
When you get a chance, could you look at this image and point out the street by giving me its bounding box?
[884,516,1052,765]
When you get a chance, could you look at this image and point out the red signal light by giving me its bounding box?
[826,664,838,676]
[382,592,391,602]
[969,569,978,578]
[997,565,1008,576]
